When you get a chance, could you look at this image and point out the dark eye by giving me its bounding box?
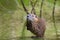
[27,16,29,17]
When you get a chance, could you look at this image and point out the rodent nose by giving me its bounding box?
[27,16,29,17]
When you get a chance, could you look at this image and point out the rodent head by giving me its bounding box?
[27,14,38,22]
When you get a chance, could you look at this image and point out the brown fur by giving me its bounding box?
[26,18,46,37]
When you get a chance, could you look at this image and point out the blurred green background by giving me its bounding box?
[0,0,60,40]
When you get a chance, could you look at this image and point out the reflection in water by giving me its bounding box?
[0,37,60,40]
